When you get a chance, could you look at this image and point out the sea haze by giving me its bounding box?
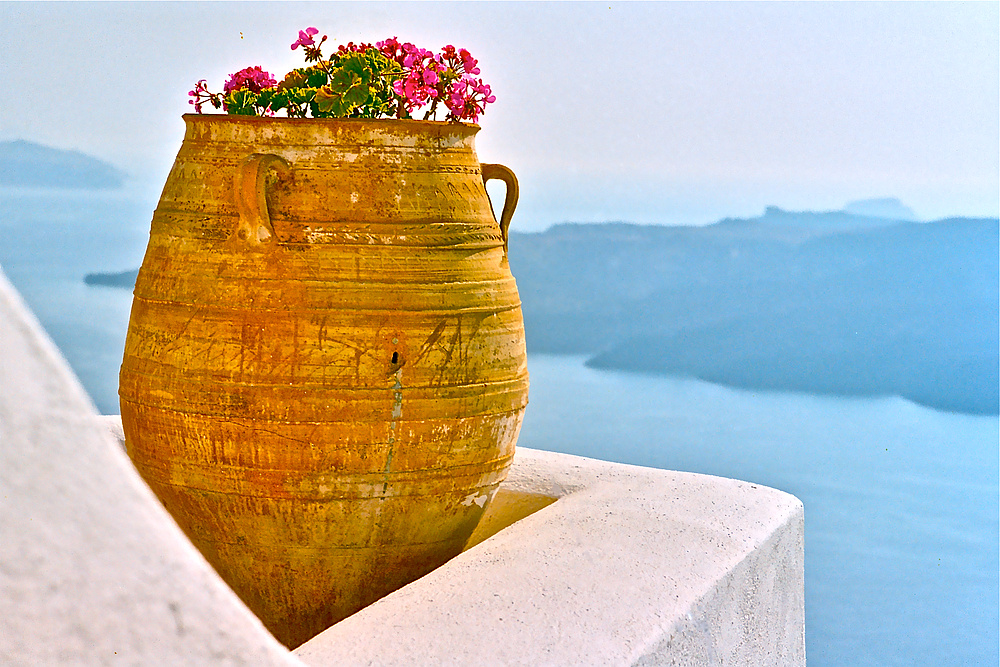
[0,187,149,414]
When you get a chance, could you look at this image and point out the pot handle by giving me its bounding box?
[481,163,518,254]
[234,153,291,246]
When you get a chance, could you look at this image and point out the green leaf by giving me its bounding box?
[313,56,375,117]
[306,66,329,88]
[264,48,409,118]
[267,90,288,113]
[256,89,275,111]
[314,81,354,116]
[225,89,259,116]
[278,68,309,91]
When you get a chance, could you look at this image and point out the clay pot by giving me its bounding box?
[119,115,528,647]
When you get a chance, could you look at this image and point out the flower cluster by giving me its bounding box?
[188,28,496,123]
[380,39,444,114]
[445,76,496,122]
[223,66,277,95]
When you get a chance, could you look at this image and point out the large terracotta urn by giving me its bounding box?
[119,115,528,647]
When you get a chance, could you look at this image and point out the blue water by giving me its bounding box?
[520,355,998,666]
[1,188,997,665]
[0,187,148,413]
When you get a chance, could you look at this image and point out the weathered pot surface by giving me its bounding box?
[120,115,528,647]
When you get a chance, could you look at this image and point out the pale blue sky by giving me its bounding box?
[1,1,997,229]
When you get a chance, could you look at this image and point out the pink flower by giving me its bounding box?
[401,43,430,68]
[337,41,373,55]
[458,48,480,75]
[382,42,447,113]
[441,45,480,75]
[444,76,495,123]
[377,36,404,64]
[188,79,213,113]
[291,27,319,50]
[223,66,277,94]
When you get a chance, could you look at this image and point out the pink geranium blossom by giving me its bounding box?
[388,43,446,113]
[223,66,277,95]
[187,80,213,113]
[376,36,406,66]
[337,41,374,55]
[291,27,319,50]
[442,45,480,76]
[444,76,496,123]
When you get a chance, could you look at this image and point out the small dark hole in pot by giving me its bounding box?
[391,351,399,364]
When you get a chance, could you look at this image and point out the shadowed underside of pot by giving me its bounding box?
[119,116,528,648]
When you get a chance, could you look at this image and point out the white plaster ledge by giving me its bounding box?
[295,449,805,666]
[1,265,804,665]
[0,266,299,666]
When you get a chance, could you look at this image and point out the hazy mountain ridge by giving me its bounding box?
[0,140,125,190]
[509,212,999,415]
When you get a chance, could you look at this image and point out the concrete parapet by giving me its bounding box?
[0,266,299,665]
[295,449,805,666]
[1,265,804,665]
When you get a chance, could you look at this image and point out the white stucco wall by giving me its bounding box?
[295,449,805,666]
[0,266,300,665]
[0,265,804,665]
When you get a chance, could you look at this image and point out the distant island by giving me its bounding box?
[84,269,139,289]
[83,203,1000,416]
[0,140,125,190]
[508,207,999,416]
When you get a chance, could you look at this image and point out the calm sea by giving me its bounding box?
[1,188,997,665]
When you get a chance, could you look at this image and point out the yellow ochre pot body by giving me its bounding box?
[119,115,528,647]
